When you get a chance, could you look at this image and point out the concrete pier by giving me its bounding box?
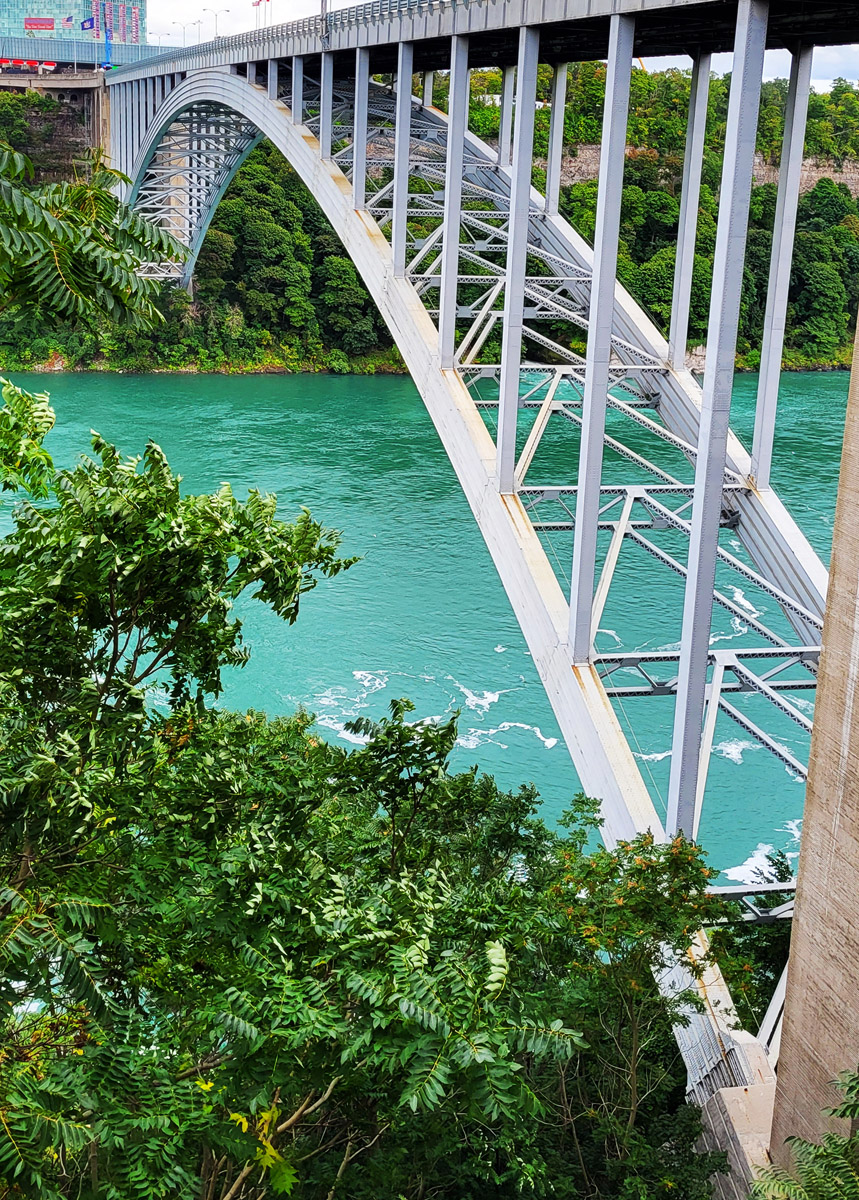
[770,329,859,1159]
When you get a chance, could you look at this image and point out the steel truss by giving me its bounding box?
[113,4,832,1098]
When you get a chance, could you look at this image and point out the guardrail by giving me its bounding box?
[109,0,456,75]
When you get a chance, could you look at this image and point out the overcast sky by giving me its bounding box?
[146,0,858,90]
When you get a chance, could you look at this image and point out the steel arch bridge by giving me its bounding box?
[104,0,859,1135]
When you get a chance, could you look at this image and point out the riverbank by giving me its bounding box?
[3,344,853,376]
[0,345,408,376]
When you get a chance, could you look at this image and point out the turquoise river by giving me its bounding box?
[6,369,849,879]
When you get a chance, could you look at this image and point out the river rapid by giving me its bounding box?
[6,369,848,878]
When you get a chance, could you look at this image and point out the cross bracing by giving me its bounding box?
[107,0,859,1102]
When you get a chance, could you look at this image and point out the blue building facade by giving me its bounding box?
[0,0,147,45]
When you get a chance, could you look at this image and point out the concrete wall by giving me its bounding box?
[700,1084,776,1200]
[769,329,859,1160]
[527,145,859,197]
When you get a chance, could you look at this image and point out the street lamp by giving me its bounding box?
[191,19,203,41]
[172,19,192,45]
[203,7,230,37]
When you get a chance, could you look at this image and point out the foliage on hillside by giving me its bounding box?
[0,377,732,1197]
[1,71,859,371]
[463,65,859,165]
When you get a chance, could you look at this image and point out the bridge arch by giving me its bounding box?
[123,69,675,841]
[121,68,826,854]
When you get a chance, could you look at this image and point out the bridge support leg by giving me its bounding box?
[291,55,304,123]
[544,62,567,216]
[422,70,434,107]
[569,13,635,660]
[496,26,540,493]
[751,42,813,490]
[497,64,514,167]
[667,0,769,837]
[439,35,469,369]
[353,47,370,209]
[320,52,334,159]
[247,61,258,86]
[392,40,414,277]
[267,58,279,101]
[669,49,711,370]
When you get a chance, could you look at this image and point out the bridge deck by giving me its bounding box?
[107,0,859,83]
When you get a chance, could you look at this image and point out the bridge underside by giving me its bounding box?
[107,0,850,1105]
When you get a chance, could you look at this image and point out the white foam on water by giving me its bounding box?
[457,721,558,751]
[713,738,760,765]
[722,841,776,883]
[729,587,764,619]
[446,675,514,713]
[494,645,507,653]
[710,616,749,645]
[634,749,672,763]
[314,714,370,745]
[352,669,389,694]
[596,627,623,646]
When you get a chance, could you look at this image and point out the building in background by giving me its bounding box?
[0,0,147,45]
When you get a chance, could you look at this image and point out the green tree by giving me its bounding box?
[0,144,184,328]
[0,383,728,1198]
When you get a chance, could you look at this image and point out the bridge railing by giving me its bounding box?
[109,0,456,77]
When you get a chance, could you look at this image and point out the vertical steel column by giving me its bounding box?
[544,62,568,215]
[392,40,414,277]
[568,14,635,658]
[353,46,370,209]
[320,52,334,158]
[439,35,469,369]
[247,61,258,86]
[668,50,712,369]
[423,70,434,106]
[666,0,770,837]
[267,58,279,101]
[751,43,813,489]
[496,27,540,492]
[292,55,304,122]
[120,83,129,174]
[497,64,515,167]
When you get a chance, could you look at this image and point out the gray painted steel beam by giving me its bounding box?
[320,51,334,158]
[353,46,370,208]
[392,41,415,276]
[751,43,813,490]
[439,36,469,369]
[423,69,434,106]
[291,54,303,122]
[568,13,635,660]
[669,50,711,370]
[545,62,568,215]
[267,57,279,101]
[498,64,515,167]
[496,26,539,492]
[667,0,770,837]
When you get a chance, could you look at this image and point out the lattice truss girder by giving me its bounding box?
[134,101,262,275]
[130,66,822,843]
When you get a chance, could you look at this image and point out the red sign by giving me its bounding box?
[130,6,139,43]
[91,0,101,39]
[119,4,127,42]
[24,16,55,29]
